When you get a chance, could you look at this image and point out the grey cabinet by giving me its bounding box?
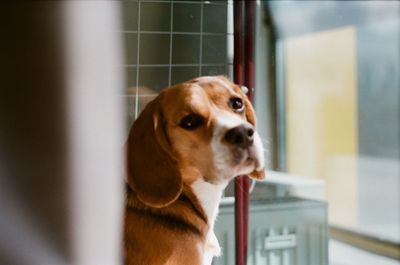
[213,197,328,265]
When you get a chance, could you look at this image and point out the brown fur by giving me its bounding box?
[124,185,207,265]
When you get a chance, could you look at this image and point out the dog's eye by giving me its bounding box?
[179,114,203,130]
[229,97,244,112]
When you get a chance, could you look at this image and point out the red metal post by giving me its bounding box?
[243,0,255,261]
[233,1,245,265]
[234,1,256,265]
[233,0,243,86]
[244,0,255,102]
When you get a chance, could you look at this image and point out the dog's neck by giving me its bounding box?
[190,178,227,262]
[126,178,227,231]
[126,184,209,235]
[190,179,227,229]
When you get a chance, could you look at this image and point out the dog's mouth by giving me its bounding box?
[231,145,261,170]
[231,147,248,163]
[228,132,264,177]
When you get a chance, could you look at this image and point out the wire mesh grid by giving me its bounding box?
[121,0,233,124]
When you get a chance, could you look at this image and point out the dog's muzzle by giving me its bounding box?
[223,124,254,149]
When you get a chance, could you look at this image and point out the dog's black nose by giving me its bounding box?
[224,125,254,148]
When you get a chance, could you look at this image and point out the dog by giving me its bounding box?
[124,76,265,265]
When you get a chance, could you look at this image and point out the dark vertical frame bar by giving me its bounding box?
[233,1,245,265]
[275,40,287,172]
[263,2,279,171]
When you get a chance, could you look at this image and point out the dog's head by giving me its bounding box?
[126,76,265,208]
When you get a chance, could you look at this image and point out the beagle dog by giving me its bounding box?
[124,76,265,265]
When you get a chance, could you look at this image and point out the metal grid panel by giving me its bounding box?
[121,0,233,125]
[213,199,329,265]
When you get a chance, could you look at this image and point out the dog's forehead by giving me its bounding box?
[193,76,242,99]
[162,83,207,106]
[159,83,208,121]
[161,77,242,119]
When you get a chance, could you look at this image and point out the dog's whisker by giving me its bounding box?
[260,137,271,145]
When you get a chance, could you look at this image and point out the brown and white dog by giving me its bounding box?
[124,76,265,265]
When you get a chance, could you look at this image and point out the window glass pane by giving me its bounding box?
[267,0,400,243]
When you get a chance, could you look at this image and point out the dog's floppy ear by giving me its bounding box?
[242,92,266,180]
[126,97,182,208]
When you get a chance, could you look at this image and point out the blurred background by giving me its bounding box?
[1,1,399,265]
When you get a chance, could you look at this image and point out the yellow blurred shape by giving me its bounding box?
[285,26,358,227]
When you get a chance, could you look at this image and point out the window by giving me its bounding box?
[258,0,400,262]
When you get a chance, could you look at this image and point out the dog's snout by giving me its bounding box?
[224,125,254,148]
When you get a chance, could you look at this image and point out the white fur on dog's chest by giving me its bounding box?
[191,179,227,265]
